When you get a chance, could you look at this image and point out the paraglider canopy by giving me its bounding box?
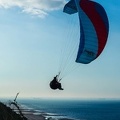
[63,0,109,64]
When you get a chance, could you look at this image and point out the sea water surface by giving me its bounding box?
[18,99,120,120]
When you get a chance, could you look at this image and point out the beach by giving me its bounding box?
[21,109,74,120]
[10,102,74,120]
[24,114,45,120]
[0,102,73,120]
[17,110,74,120]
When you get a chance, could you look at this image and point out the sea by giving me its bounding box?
[17,99,120,120]
[2,98,120,120]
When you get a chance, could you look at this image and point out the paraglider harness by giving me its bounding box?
[50,74,63,90]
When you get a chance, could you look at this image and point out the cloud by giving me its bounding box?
[0,0,66,18]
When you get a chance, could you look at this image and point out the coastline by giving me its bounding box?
[20,107,75,120]
[23,111,74,120]
[1,98,120,120]
[1,101,74,120]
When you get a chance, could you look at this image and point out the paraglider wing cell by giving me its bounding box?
[63,0,78,14]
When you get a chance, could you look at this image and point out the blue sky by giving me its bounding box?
[0,0,120,99]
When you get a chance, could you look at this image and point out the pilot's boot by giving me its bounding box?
[59,87,64,90]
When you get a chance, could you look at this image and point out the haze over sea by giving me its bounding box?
[16,99,120,120]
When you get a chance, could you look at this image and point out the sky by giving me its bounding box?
[0,0,120,99]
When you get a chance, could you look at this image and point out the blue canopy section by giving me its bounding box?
[63,0,77,14]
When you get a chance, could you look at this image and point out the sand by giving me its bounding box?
[24,114,45,120]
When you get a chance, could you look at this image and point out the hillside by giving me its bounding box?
[0,102,27,120]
